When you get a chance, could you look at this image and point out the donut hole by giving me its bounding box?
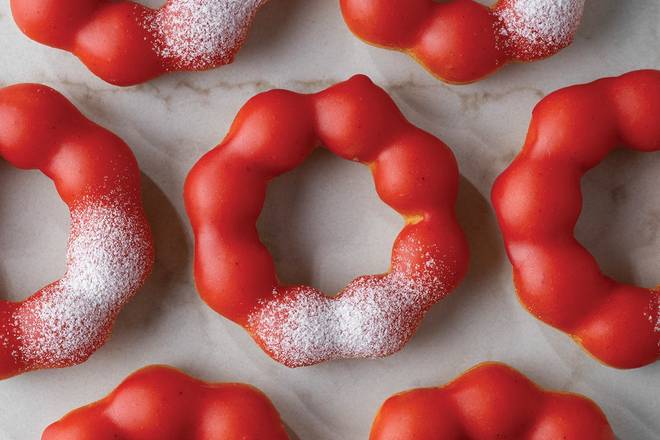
[575,149,659,288]
[258,149,403,295]
[0,161,69,301]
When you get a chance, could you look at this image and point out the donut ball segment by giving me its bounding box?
[370,362,615,440]
[492,70,660,369]
[184,74,470,368]
[0,84,153,379]
[41,365,291,440]
[339,0,586,84]
[10,0,269,86]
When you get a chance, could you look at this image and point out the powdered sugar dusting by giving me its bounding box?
[146,0,268,70]
[248,248,452,367]
[496,0,586,59]
[648,290,660,348]
[12,197,151,368]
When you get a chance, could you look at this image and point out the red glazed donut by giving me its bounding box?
[184,74,469,367]
[0,84,153,379]
[492,70,660,369]
[10,0,268,86]
[340,0,586,84]
[42,365,290,440]
[370,362,615,440]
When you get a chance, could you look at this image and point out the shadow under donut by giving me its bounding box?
[240,0,311,60]
[408,175,506,348]
[578,0,633,45]
[110,172,191,339]
[284,423,302,440]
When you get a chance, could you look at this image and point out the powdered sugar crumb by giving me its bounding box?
[495,0,586,59]
[146,0,268,70]
[248,248,453,367]
[648,290,660,348]
[12,197,151,368]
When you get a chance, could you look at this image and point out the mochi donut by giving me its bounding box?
[492,70,660,369]
[10,0,269,86]
[0,84,153,379]
[370,363,615,439]
[184,75,470,368]
[340,0,586,84]
[42,365,291,440]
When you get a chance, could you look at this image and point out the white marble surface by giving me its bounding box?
[0,0,659,438]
